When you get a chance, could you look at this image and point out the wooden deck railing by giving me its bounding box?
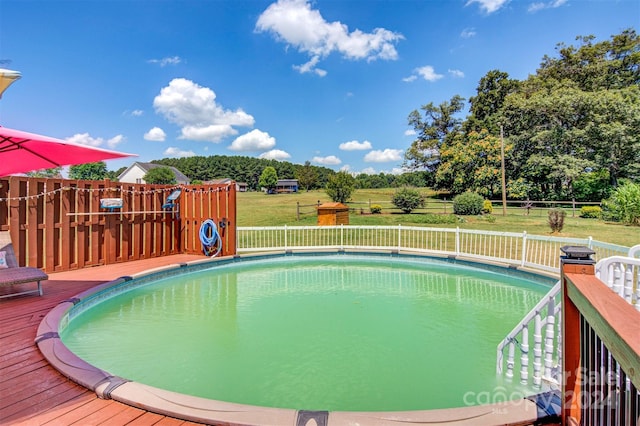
[561,252,640,425]
[0,177,237,273]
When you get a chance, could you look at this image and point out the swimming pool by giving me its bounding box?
[38,251,559,425]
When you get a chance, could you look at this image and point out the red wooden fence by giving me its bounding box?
[0,177,237,273]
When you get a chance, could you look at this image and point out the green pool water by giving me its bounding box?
[60,255,549,411]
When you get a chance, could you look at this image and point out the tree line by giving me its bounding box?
[404,29,639,202]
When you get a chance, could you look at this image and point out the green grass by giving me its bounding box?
[237,189,639,248]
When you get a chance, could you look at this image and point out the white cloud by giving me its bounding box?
[66,133,124,149]
[528,0,567,12]
[107,135,124,148]
[181,125,238,142]
[256,0,403,75]
[339,140,372,151]
[404,129,416,136]
[293,56,327,77]
[360,167,377,175]
[466,0,509,14]
[448,69,465,78]
[415,66,443,82]
[312,155,342,165]
[144,127,166,142]
[404,65,443,83]
[148,56,183,67]
[164,147,196,157]
[153,78,255,143]
[461,28,476,38]
[123,109,144,117]
[259,149,291,160]
[364,148,403,163]
[229,129,276,152]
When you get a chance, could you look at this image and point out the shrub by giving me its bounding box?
[453,192,484,215]
[370,204,382,214]
[579,205,602,219]
[391,188,425,213]
[601,182,640,226]
[548,208,566,233]
[482,200,493,214]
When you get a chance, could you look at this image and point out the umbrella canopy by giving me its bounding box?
[0,69,22,98]
[0,126,136,176]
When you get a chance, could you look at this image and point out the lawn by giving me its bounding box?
[236,189,639,248]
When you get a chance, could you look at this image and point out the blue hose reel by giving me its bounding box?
[199,219,223,257]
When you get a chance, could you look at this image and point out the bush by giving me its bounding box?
[482,200,493,214]
[548,208,566,233]
[391,188,425,213]
[453,192,484,215]
[579,205,602,219]
[601,182,640,226]
[370,204,382,214]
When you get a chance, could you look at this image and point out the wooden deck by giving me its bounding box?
[0,254,210,426]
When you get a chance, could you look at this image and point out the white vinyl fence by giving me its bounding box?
[237,225,628,272]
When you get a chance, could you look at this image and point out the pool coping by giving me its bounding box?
[36,250,561,426]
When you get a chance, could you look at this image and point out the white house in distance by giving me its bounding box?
[204,178,248,192]
[118,162,190,185]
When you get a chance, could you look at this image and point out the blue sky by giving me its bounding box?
[0,0,637,175]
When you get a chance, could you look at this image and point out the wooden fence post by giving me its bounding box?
[560,246,596,426]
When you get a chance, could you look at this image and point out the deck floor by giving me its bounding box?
[0,254,210,426]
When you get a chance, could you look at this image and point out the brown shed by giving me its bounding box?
[317,202,350,226]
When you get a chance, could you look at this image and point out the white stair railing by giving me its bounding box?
[496,280,562,388]
[497,244,640,388]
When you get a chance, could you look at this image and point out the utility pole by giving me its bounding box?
[500,125,507,216]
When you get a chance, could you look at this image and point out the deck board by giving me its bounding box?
[0,254,208,426]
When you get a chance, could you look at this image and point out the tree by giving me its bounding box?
[295,161,318,191]
[144,167,176,184]
[68,162,108,180]
[325,171,356,203]
[436,129,507,197]
[26,167,63,178]
[404,95,465,172]
[466,70,519,133]
[259,166,278,193]
[106,166,127,181]
[391,188,425,213]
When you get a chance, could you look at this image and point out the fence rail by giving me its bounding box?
[237,225,628,272]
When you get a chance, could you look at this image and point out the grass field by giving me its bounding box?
[237,189,639,248]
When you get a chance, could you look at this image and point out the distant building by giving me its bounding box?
[276,179,298,193]
[118,162,190,185]
[204,178,247,192]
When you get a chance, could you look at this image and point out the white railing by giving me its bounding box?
[496,244,640,390]
[237,225,628,272]
[595,244,640,311]
[496,281,562,389]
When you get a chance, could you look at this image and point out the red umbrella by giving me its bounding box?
[0,126,136,176]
